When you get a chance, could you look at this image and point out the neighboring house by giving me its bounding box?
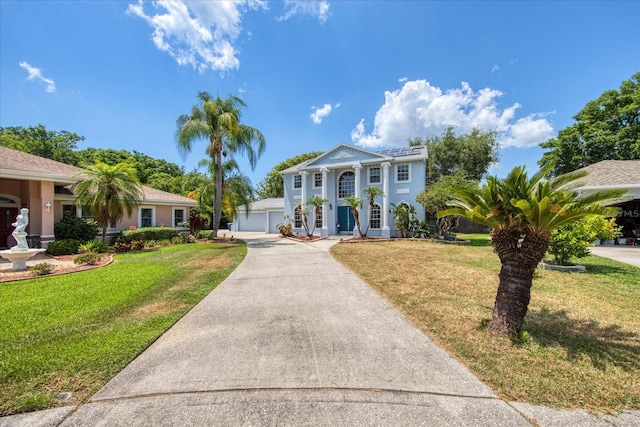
[278,143,428,238]
[233,198,284,234]
[0,146,197,248]
[573,159,640,241]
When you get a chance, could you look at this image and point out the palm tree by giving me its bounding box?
[176,93,265,237]
[343,196,364,238]
[306,196,328,237]
[72,162,143,242]
[362,186,384,237]
[440,166,625,337]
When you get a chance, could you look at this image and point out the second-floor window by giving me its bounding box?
[396,164,409,182]
[338,171,355,198]
[314,172,322,188]
[369,167,381,184]
[294,175,302,189]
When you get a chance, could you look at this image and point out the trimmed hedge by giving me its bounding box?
[46,239,81,256]
[120,227,179,242]
[54,217,98,243]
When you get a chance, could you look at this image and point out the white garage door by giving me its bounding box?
[237,212,266,232]
[268,210,284,234]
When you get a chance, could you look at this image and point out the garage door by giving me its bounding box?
[237,212,266,232]
[268,210,284,234]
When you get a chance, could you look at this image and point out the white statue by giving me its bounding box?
[11,208,30,251]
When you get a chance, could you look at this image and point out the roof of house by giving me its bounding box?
[238,198,284,212]
[0,146,196,206]
[573,160,640,188]
[280,143,428,175]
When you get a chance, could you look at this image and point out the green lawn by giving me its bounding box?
[331,234,640,413]
[0,242,246,416]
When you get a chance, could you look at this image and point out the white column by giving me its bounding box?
[300,171,308,207]
[381,162,391,238]
[353,163,362,237]
[320,167,329,237]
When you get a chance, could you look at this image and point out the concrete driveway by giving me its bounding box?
[590,245,640,268]
[4,233,638,426]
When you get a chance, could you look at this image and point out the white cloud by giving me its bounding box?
[398,77,408,83]
[127,0,266,73]
[491,64,499,73]
[350,80,554,149]
[310,102,341,124]
[18,61,56,92]
[277,1,330,23]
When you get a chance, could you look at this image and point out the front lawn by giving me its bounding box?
[330,234,640,413]
[0,242,246,416]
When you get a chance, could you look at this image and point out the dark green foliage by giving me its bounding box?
[121,227,179,242]
[255,151,324,199]
[79,241,109,253]
[0,125,84,165]
[410,127,499,184]
[46,239,81,256]
[54,217,99,243]
[74,252,102,265]
[539,72,640,176]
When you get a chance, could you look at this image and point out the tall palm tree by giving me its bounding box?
[306,196,328,237]
[441,166,625,337]
[343,196,364,238]
[72,162,143,242]
[176,92,265,237]
[362,186,384,237]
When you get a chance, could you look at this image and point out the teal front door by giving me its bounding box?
[337,206,354,233]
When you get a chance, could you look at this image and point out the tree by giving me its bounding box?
[176,93,265,237]
[440,166,625,337]
[416,173,477,235]
[303,196,328,237]
[72,162,143,242]
[0,125,84,165]
[539,72,640,176]
[255,151,324,199]
[410,126,498,184]
[362,186,384,237]
[343,196,364,237]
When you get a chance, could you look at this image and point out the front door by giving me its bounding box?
[337,206,355,233]
[0,207,19,248]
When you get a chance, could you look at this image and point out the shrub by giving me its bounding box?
[187,234,197,243]
[121,227,179,242]
[144,240,157,248]
[130,240,145,251]
[158,239,171,247]
[74,252,102,265]
[79,241,109,253]
[197,230,213,239]
[278,223,293,237]
[54,217,98,243]
[547,219,597,265]
[584,215,622,242]
[171,235,186,245]
[31,263,53,276]
[114,241,132,253]
[46,239,81,256]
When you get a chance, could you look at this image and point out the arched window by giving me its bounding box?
[338,171,355,198]
[370,204,381,229]
[294,205,303,228]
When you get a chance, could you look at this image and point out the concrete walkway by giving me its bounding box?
[590,245,640,268]
[3,233,638,426]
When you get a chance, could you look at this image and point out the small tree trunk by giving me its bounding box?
[489,228,550,336]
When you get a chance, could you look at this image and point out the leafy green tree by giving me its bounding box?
[416,173,477,235]
[76,148,133,168]
[343,196,364,237]
[410,126,498,184]
[255,151,324,199]
[0,125,84,165]
[362,186,384,237]
[146,172,183,194]
[390,202,419,238]
[72,162,144,242]
[539,72,640,176]
[176,92,265,236]
[440,166,625,337]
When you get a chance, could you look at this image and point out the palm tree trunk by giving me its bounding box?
[212,146,223,238]
[489,228,550,336]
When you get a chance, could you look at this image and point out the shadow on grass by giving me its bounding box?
[525,307,640,371]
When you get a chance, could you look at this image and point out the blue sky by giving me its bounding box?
[1,1,638,188]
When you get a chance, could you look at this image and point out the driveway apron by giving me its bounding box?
[60,233,530,426]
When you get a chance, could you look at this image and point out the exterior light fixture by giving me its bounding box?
[45,201,52,212]
[329,203,332,210]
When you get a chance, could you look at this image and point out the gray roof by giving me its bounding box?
[573,160,640,189]
[239,198,284,212]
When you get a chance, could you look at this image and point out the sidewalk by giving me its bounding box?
[2,233,638,426]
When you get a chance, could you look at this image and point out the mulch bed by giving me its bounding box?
[0,253,114,283]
